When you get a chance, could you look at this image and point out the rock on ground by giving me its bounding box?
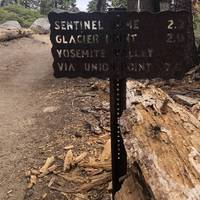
[30,18,50,34]
[0,21,21,30]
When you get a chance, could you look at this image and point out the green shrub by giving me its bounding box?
[0,5,42,28]
[40,0,54,15]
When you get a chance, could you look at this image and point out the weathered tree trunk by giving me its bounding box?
[115,81,200,200]
[96,0,106,12]
[176,0,195,67]
[127,0,155,12]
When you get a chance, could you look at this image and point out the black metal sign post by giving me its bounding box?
[110,78,127,195]
[109,9,128,196]
[48,9,194,199]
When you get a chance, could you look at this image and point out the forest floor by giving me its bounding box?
[0,35,199,200]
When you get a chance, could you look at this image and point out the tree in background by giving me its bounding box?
[127,0,155,11]
[96,0,106,11]
[87,0,108,11]
[0,0,77,12]
[0,0,6,6]
[40,0,77,14]
[62,0,76,9]
[111,0,127,8]
[193,0,200,29]
[40,0,53,14]
[0,0,17,7]
[87,0,128,12]
[0,0,41,8]
[87,0,97,11]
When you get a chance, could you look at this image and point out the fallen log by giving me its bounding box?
[116,81,200,200]
[0,28,33,42]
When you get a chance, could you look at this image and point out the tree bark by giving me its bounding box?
[115,81,200,200]
[96,0,106,12]
[176,0,195,67]
[127,0,155,12]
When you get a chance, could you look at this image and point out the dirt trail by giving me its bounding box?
[0,36,53,200]
[0,35,111,200]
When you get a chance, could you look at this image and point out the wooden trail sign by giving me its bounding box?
[48,9,194,198]
[49,10,193,80]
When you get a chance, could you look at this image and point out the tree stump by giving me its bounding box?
[115,81,200,200]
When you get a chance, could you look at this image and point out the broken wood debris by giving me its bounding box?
[173,94,199,106]
[48,176,56,187]
[80,173,111,192]
[63,150,74,171]
[42,193,48,199]
[27,175,37,189]
[49,186,77,194]
[40,156,55,174]
[31,169,40,176]
[64,145,74,150]
[79,161,111,171]
[58,173,87,184]
[74,152,88,164]
[39,166,57,177]
[100,139,111,162]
